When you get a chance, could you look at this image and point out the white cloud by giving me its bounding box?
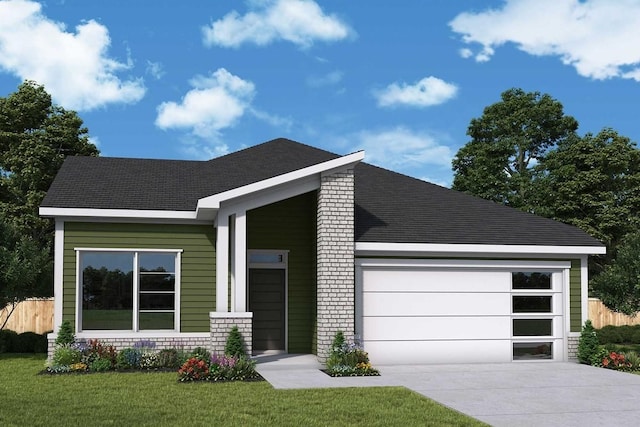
[450,0,640,81]
[0,0,145,110]
[351,127,453,172]
[249,108,293,131]
[374,76,458,108]
[155,68,255,138]
[307,70,343,87]
[146,61,164,80]
[202,0,354,49]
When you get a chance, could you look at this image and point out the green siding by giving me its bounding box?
[63,222,216,332]
[570,259,582,332]
[247,191,317,354]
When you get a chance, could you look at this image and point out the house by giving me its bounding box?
[39,138,605,364]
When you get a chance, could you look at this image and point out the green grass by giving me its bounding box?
[0,354,485,427]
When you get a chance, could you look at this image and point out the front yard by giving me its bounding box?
[0,354,484,426]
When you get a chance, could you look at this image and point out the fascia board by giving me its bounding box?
[39,207,198,220]
[196,151,364,211]
[355,242,607,256]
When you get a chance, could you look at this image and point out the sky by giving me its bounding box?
[1,0,640,187]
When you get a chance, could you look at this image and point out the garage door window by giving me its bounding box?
[512,271,557,361]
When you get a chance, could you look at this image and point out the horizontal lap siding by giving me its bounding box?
[570,259,582,332]
[247,191,317,354]
[63,222,216,332]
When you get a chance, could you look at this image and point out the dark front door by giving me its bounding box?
[249,268,285,351]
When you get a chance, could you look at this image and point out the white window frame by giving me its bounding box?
[75,248,182,333]
[511,271,563,361]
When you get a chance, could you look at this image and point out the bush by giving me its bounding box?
[116,348,142,369]
[0,329,18,353]
[190,347,211,362]
[156,348,180,369]
[51,344,82,366]
[55,320,75,347]
[577,320,600,364]
[14,332,40,353]
[178,357,210,382]
[224,326,247,358]
[90,357,113,372]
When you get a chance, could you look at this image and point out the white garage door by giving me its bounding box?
[357,260,566,365]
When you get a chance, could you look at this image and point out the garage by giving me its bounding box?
[356,259,568,365]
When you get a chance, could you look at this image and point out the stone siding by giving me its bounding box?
[210,313,253,355]
[316,168,355,360]
[567,335,579,360]
[47,334,211,359]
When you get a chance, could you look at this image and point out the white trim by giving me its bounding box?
[580,255,589,326]
[76,249,181,333]
[563,267,571,361]
[40,207,198,220]
[356,258,571,270]
[233,212,247,312]
[74,247,183,253]
[216,211,230,312]
[355,242,606,256]
[75,331,210,339]
[196,151,364,212]
[209,312,253,319]
[53,219,64,331]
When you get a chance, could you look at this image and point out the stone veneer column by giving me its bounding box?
[209,312,253,355]
[316,168,355,360]
[567,336,579,360]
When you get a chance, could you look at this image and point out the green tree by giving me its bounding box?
[452,88,578,209]
[0,217,51,330]
[0,80,99,243]
[534,128,640,272]
[591,232,640,315]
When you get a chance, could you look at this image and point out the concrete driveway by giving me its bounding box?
[256,355,640,426]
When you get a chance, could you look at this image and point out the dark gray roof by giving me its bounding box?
[42,138,603,247]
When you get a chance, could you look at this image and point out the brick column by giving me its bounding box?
[209,312,253,356]
[316,168,355,361]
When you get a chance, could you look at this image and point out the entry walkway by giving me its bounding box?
[256,354,640,426]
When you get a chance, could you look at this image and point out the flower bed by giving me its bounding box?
[324,331,379,377]
[45,322,261,382]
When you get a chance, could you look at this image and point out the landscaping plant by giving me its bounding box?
[325,331,379,377]
[577,320,600,364]
[54,320,75,346]
[224,325,247,358]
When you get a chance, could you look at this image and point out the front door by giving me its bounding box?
[249,267,286,351]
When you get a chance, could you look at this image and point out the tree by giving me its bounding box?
[534,128,640,272]
[591,231,640,315]
[0,217,51,330]
[0,80,99,243]
[452,88,578,210]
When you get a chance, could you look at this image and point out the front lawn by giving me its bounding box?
[0,354,485,426]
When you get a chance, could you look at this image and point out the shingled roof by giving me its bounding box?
[41,138,603,247]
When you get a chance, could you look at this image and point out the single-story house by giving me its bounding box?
[40,138,605,364]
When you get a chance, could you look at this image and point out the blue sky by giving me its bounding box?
[1,0,639,187]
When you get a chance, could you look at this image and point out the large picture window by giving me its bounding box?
[79,249,180,331]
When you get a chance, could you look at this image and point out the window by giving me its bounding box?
[511,271,557,361]
[79,250,180,331]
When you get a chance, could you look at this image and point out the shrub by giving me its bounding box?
[589,347,610,367]
[116,348,142,369]
[224,326,247,358]
[157,348,180,368]
[623,351,640,370]
[33,332,49,353]
[14,332,41,353]
[190,347,211,362]
[596,325,624,344]
[83,339,117,368]
[140,352,159,369]
[55,320,75,347]
[0,329,18,353]
[51,344,82,366]
[178,357,209,381]
[601,351,632,370]
[577,320,600,364]
[90,357,113,372]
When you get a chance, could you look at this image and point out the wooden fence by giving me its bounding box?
[1,298,54,334]
[588,298,640,329]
